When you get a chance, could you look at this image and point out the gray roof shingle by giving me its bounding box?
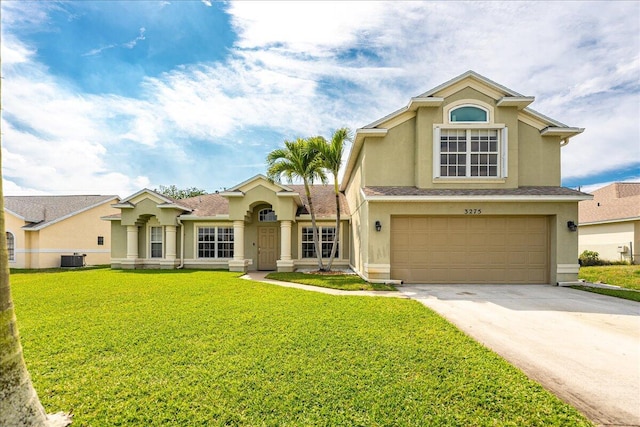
[579,182,640,224]
[5,195,119,229]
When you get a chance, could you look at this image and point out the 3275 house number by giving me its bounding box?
[464,209,482,214]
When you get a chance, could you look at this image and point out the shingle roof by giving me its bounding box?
[288,185,350,217]
[363,186,589,198]
[5,195,119,229]
[152,184,349,218]
[179,193,229,216]
[579,182,640,224]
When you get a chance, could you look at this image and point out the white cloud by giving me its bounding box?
[1,0,638,196]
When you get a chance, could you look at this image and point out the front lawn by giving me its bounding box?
[266,271,396,291]
[579,265,640,290]
[11,269,591,426]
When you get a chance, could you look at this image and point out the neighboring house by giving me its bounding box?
[108,71,590,284]
[578,182,640,264]
[5,195,120,269]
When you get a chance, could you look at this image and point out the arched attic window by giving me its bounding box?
[450,105,488,123]
[259,208,277,222]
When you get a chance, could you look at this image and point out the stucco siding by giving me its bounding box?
[363,120,416,187]
[5,212,27,268]
[579,221,637,263]
[518,122,561,186]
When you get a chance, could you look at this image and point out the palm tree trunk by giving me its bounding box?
[0,141,71,427]
[304,182,324,271]
[326,178,340,271]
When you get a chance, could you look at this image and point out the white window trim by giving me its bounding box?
[297,223,342,260]
[195,224,235,259]
[449,104,489,124]
[148,225,164,259]
[433,125,508,180]
[6,231,15,262]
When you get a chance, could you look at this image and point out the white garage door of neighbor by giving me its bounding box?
[391,216,549,284]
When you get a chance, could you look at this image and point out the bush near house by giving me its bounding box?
[11,269,591,426]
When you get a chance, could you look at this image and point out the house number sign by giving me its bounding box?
[464,209,482,214]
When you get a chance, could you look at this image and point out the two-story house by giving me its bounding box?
[107,71,590,284]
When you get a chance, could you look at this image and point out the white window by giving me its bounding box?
[434,103,508,179]
[198,227,234,258]
[259,208,277,222]
[6,232,15,261]
[150,226,163,258]
[440,129,500,177]
[302,226,337,258]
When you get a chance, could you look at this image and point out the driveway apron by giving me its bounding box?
[400,284,640,427]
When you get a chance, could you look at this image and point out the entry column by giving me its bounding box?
[126,225,139,259]
[277,220,295,272]
[229,220,248,272]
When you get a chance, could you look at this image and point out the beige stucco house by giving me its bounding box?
[5,195,120,268]
[108,71,590,284]
[578,182,639,264]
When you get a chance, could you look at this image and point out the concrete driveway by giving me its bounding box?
[400,284,640,427]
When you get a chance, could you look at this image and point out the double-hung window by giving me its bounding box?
[150,226,163,258]
[434,104,507,179]
[198,226,234,258]
[6,232,15,261]
[301,226,337,258]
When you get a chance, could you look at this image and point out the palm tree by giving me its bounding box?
[311,128,351,271]
[0,151,71,425]
[267,138,327,271]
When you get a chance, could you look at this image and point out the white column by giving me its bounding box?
[277,220,295,272]
[165,225,177,260]
[126,225,139,259]
[233,220,245,260]
[280,220,292,261]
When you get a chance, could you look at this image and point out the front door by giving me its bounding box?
[258,226,278,270]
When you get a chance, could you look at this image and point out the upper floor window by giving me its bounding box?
[6,232,15,261]
[197,226,234,258]
[259,208,277,222]
[440,129,500,177]
[450,105,488,122]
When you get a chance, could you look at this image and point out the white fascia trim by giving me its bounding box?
[4,208,28,221]
[365,195,592,202]
[157,202,192,211]
[101,216,122,221]
[112,202,135,209]
[220,191,244,198]
[178,215,230,220]
[497,96,535,109]
[340,128,388,192]
[579,216,640,226]
[27,196,120,231]
[408,97,445,110]
[541,127,585,137]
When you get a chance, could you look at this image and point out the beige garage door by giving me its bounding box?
[391,216,549,284]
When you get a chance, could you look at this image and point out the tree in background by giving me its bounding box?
[154,185,207,200]
[267,138,327,271]
[311,128,351,271]
[0,145,71,425]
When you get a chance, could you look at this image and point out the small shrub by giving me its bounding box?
[579,250,603,266]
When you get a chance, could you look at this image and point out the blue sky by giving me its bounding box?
[1,1,639,197]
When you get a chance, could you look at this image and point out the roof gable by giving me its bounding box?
[224,174,294,194]
[4,195,119,230]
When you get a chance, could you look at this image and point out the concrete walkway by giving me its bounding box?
[240,271,407,298]
[400,284,640,427]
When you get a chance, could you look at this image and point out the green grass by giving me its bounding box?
[578,265,640,290]
[265,271,396,291]
[570,285,640,302]
[10,269,591,426]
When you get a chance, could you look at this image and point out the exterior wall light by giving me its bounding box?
[375,220,382,232]
[567,221,577,232]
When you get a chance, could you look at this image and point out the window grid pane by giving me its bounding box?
[198,227,234,258]
[6,232,14,261]
[302,226,338,258]
[441,128,499,178]
[217,227,234,258]
[150,227,163,258]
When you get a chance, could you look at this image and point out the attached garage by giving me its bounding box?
[391,216,550,284]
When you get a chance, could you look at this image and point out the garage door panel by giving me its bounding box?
[391,216,549,284]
